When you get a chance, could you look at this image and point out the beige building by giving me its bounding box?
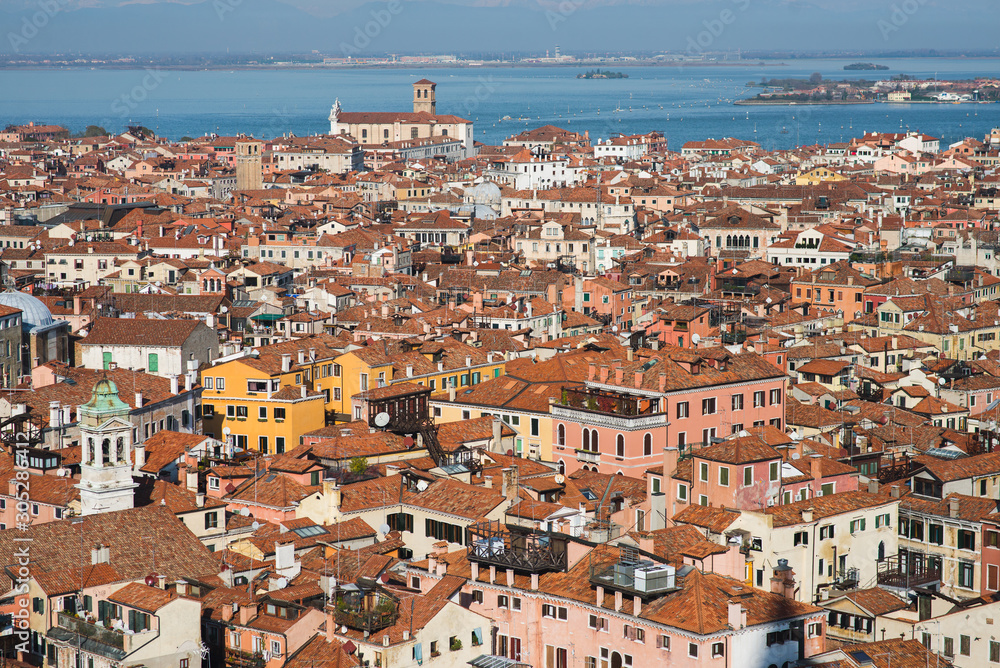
[329,81,475,160]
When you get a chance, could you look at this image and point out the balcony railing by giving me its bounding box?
[467,521,568,574]
[559,387,660,417]
[56,612,124,650]
[225,648,265,668]
[877,555,941,589]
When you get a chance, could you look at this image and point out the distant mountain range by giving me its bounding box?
[1,0,996,55]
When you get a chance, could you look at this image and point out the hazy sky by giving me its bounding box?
[2,0,997,54]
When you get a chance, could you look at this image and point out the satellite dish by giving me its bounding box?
[554,474,565,485]
[373,412,390,428]
[938,378,947,386]
[223,427,231,436]
[691,333,701,345]
[251,521,261,530]
[240,508,250,516]
[378,523,391,535]
[403,436,414,448]
[276,577,288,589]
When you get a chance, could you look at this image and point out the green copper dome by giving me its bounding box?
[80,377,131,420]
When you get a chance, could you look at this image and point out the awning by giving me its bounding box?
[468,656,531,668]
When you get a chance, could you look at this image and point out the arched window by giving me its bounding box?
[582,429,590,451]
[616,434,625,457]
[591,429,600,453]
[643,433,652,456]
[116,437,126,463]
[558,460,565,475]
[557,424,566,447]
[101,439,111,464]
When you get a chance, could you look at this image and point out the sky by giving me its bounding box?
[1,0,997,55]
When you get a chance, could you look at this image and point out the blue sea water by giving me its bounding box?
[2,58,999,150]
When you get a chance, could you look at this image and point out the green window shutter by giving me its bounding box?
[102,352,112,369]
[148,353,158,373]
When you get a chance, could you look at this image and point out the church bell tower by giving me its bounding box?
[77,378,138,516]
[413,80,437,115]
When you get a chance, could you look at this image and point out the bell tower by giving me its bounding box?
[77,378,138,516]
[235,138,263,191]
[413,79,437,115]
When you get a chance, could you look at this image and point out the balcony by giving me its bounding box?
[55,612,124,651]
[467,520,568,574]
[553,388,668,431]
[877,555,941,589]
[331,581,399,634]
[226,648,265,668]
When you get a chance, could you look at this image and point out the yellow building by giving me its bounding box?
[199,335,355,453]
[329,339,507,421]
[794,167,848,186]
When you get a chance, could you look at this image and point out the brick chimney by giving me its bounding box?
[770,560,796,599]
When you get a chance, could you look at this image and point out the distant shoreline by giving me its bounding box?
[0,60,789,72]
[734,100,875,106]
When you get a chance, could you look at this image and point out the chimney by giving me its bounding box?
[492,417,503,452]
[801,507,814,523]
[196,492,205,508]
[323,480,342,520]
[728,601,744,630]
[596,585,604,607]
[809,455,823,484]
[238,602,258,625]
[406,364,413,377]
[599,366,610,383]
[500,467,519,502]
[663,446,679,478]
[868,480,880,494]
[634,371,644,389]
[222,602,235,622]
[134,391,143,408]
[890,485,901,498]
[170,375,180,395]
[465,355,472,368]
[73,295,82,315]
[297,349,306,365]
[300,385,307,398]
[588,363,597,381]
[90,544,110,565]
[186,468,198,493]
[531,573,539,591]
[133,441,146,468]
[281,353,291,372]
[949,496,960,519]
[770,560,795,599]
[49,400,61,429]
[615,367,624,385]
[658,373,666,392]
[614,590,623,612]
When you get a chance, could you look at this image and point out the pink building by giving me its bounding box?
[552,347,787,477]
[409,536,826,668]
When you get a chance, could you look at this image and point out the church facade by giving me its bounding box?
[329,80,475,160]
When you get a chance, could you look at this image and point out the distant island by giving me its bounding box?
[578,69,628,79]
[844,63,889,71]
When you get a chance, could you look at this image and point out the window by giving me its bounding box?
[719,466,729,487]
[928,523,944,545]
[216,377,225,391]
[678,484,687,501]
[700,462,709,482]
[820,525,835,540]
[657,635,670,650]
[499,595,510,609]
[688,642,698,658]
[676,401,689,419]
[992,641,1000,663]
[793,531,808,546]
[531,418,540,437]
[258,436,268,453]
[643,433,652,456]
[616,434,625,457]
[147,353,158,373]
[770,388,781,405]
[204,512,218,529]
[850,519,866,533]
[958,530,976,551]
[701,397,716,415]
[236,405,248,418]
[258,406,267,420]
[731,393,743,411]
[959,561,975,588]
[874,513,890,529]
[274,407,285,420]
[204,377,213,390]
[753,390,765,407]
[743,466,753,487]
[711,642,724,658]
[944,637,954,658]
[770,461,779,481]
[961,635,971,656]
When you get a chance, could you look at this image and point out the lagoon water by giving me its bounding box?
[2,57,999,150]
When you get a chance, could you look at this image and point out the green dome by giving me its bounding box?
[80,377,131,420]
